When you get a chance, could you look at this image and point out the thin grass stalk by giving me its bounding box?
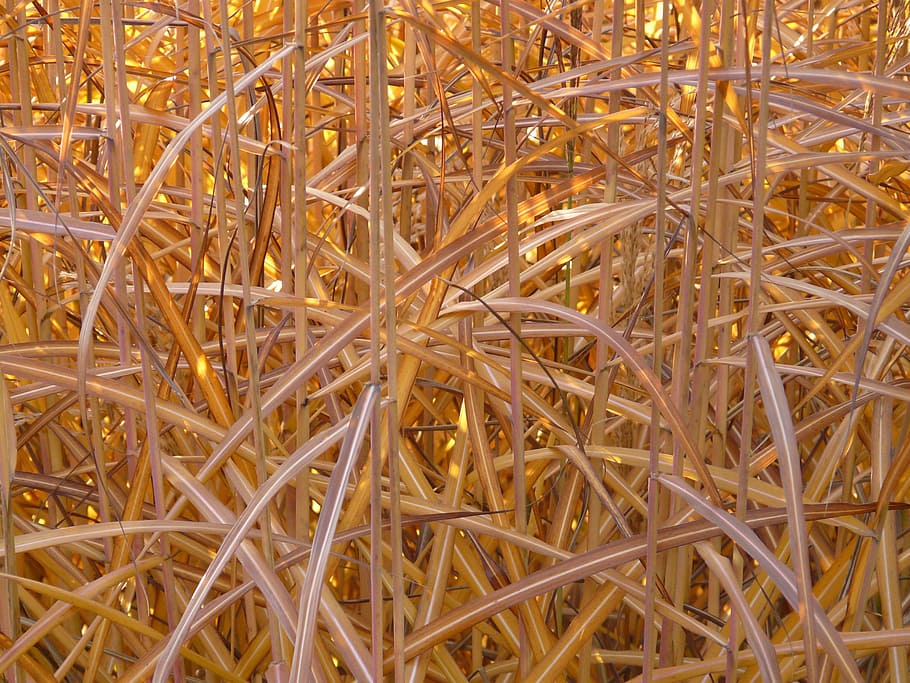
[501,1,534,668]
[216,5,283,671]
[369,398,384,680]
[201,3,239,416]
[188,0,206,384]
[107,0,151,648]
[292,7,310,650]
[82,385,116,681]
[408,398,471,683]
[0,372,18,682]
[46,0,64,113]
[2,3,32,681]
[560,9,597,678]
[501,0,526,553]
[850,11,890,676]
[367,0,392,677]
[752,334,822,679]
[352,0,369,307]
[752,6,822,678]
[398,19,416,246]
[647,0,675,669]
[680,0,718,662]
[872,397,908,682]
[315,0,382,605]
[64,11,115,668]
[715,0,746,675]
[469,5,485,677]
[55,0,91,195]
[694,541,782,683]
[562,1,581,360]
[132,270,184,679]
[97,8,135,583]
[382,62,405,683]
[290,384,379,680]
[592,0,624,554]
[577,0,607,674]
[463,384,524,649]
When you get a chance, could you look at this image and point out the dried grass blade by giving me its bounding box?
[390,499,873,673]
[289,383,379,681]
[851,224,910,404]
[658,475,861,682]
[871,398,909,682]
[75,44,297,398]
[0,571,245,682]
[694,542,781,683]
[750,335,818,675]
[150,416,354,683]
[0,373,17,651]
[56,0,95,186]
[0,557,161,677]
[445,297,722,503]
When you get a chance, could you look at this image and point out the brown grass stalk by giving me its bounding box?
[1,1,909,680]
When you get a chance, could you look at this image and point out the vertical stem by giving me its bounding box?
[214,1,282,668]
[352,0,370,306]
[501,0,527,674]
[200,2,238,413]
[469,5,486,677]
[686,0,722,654]
[577,0,607,675]
[292,0,309,502]
[643,0,670,674]
[502,0,524,540]
[872,395,908,679]
[368,0,395,677]
[293,0,309,669]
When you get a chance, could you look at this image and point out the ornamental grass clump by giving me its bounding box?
[0,0,909,681]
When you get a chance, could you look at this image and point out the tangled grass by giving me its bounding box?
[1,0,910,681]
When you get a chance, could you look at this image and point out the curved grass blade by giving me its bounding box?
[151,416,355,682]
[751,335,818,677]
[288,383,379,681]
[659,475,861,682]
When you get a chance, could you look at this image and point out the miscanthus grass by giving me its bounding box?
[0,0,909,681]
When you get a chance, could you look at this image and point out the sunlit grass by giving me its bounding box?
[1,0,909,681]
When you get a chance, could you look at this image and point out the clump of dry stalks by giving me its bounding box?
[1,0,909,681]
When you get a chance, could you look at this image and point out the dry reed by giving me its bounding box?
[1,0,909,681]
